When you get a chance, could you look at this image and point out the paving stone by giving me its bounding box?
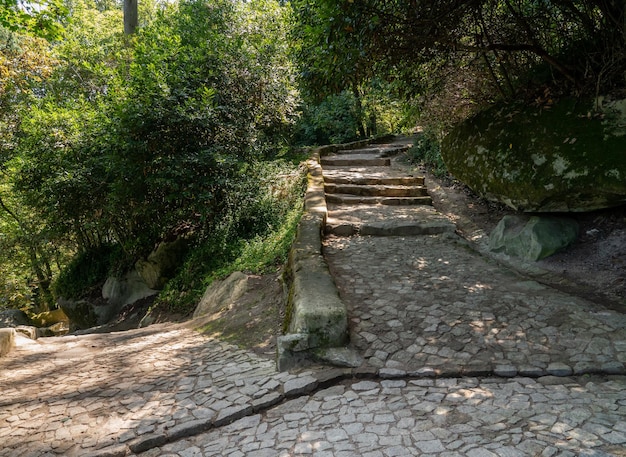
[283,376,318,397]
[547,362,574,376]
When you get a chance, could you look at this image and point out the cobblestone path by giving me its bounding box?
[1,139,625,456]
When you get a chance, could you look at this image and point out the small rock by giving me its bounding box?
[494,365,518,377]
[379,368,406,378]
[314,347,363,368]
[213,405,254,427]
[352,380,379,391]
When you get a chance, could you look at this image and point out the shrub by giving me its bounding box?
[52,244,121,300]
[153,157,306,315]
[406,135,448,177]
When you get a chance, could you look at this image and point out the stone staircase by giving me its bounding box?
[322,138,456,237]
[278,136,457,370]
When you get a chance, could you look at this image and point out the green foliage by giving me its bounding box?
[11,0,299,253]
[294,78,421,146]
[155,159,306,315]
[291,0,373,99]
[294,91,361,145]
[293,0,626,139]
[0,0,68,41]
[52,244,119,300]
[1,0,303,312]
[406,135,447,177]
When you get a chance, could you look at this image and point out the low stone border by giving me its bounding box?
[277,151,346,371]
[0,328,15,358]
[277,137,391,371]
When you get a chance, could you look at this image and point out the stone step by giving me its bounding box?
[321,156,391,167]
[326,194,433,206]
[325,204,455,237]
[336,145,410,156]
[325,183,429,198]
[324,175,425,186]
[326,220,456,237]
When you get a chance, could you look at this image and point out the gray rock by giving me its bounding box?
[251,392,283,411]
[193,271,249,319]
[102,270,158,309]
[546,362,574,377]
[58,298,110,329]
[283,376,318,397]
[489,215,579,261]
[166,419,210,441]
[128,433,167,454]
[379,368,407,378]
[213,405,254,427]
[0,308,31,327]
[59,269,156,329]
[494,365,518,377]
[277,333,310,352]
[442,96,626,212]
[314,347,364,368]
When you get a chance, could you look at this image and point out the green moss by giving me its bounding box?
[442,97,626,211]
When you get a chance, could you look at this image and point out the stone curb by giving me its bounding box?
[277,137,394,371]
[0,328,15,358]
[278,157,347,370]
[87,369,352,457]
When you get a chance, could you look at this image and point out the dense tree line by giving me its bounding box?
[3,0,624,315]
[293,0,626,133]
[1,0,303,312]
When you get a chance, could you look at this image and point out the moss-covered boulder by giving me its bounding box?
[136,238,188,289]
[442,97,626,212]
[489,215,579,261]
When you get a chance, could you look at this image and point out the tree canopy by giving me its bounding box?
[0,0,303,312]
[2,0,626,314]
[293,1,626,114]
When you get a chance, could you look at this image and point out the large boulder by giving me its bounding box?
[442,97,626,212]
[59,270,157,329]
[29,308,70,336]
[0,308,31,328]
[193,271,249,319]
[136,238,188,289]
[57,298,100,329]
[102,270,158,309]
[489,215,579,261]
[29,308,69,327]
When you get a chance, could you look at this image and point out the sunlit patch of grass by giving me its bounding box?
[212,206,302,278]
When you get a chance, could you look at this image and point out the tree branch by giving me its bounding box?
[453,41,582,88]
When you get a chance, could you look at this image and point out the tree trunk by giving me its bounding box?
[124,0,138,35]
[352,85,367,138]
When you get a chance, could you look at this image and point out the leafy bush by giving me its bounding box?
[153,158,306,315]
[52,244,121,300]
[11,0,299,256]
[294,91,361,145]
[406,135,448,177]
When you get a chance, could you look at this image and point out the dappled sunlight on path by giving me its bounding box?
[324,233,626,378]
[0,326,293,456]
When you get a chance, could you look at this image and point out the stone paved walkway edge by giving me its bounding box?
[277,137,394,370]
[86,368,356,457]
